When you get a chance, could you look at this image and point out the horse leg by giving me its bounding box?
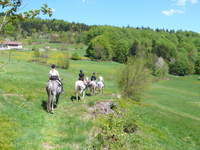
[89,87,92,94]
[79,90,83,101]
[55,94,60,108]
[91,87,94,95]
[94,86,96,95]
[47,93,51,113]
[51,94,56,113]
[47,95,50,112]
[46,88,50,112]
[76,92,79,101]
[82,90,85,103]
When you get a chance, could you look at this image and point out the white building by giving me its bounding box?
[0,41,23,50]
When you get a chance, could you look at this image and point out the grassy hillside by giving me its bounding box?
[132,75,200,150]
[0,52,120,150]
[0,50,199,149]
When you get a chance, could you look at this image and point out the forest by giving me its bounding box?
[1,17,200,77]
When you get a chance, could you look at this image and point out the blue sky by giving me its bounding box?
[24,0,199,32]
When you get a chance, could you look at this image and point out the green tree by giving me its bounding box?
[113,39,130,63]
[118,57,151,101]
[169,54,194,76]
[86,35,112,60]
[195,56,200,74]
[0,0,53,32]
[153,39,177,61]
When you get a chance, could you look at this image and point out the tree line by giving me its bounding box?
[84,26,200,76]
[1,17,200,76]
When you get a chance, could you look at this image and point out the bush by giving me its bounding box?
[153,57,169,78]
[90,99,140,150]
[118,57,151,101]
[195,57,200,74]
[71,52,81,60]
[169,55,194,76]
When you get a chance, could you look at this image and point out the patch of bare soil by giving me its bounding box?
[88,100,117,117]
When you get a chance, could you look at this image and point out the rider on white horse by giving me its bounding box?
[98,76,104,83]
[49,64,63,92]
[88,72,97,94]
[97,76,105,94]
[79,70,85,81]
[91,72,97,81]
[75,77,87,101]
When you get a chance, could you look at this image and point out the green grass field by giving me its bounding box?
[0,50,199,150]
[23,43,87,57]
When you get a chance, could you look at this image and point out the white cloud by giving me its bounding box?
[162,0,198,16]
[162,9,184,16]
[176,0,198,6]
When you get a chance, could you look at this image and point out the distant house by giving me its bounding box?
[0,41,23,50]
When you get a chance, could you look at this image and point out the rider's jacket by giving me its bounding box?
[79,73,84,81]
[49,69,60,80]
[91,75,96,81]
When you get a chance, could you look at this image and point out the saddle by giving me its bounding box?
[49,76,62,87]
[49,76,59,80]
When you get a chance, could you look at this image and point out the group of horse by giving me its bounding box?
[46,76,105,113]
[75,76,104,101]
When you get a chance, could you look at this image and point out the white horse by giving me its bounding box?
[75,80,86,101]
[99,76,104,82]
[96,76,104,94]
[89,80,97,95]
[46,80,62,113]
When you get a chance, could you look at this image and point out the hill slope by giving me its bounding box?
[0,52,199,150]
[132,75,200,150]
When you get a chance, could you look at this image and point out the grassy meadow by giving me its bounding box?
[0,48,199,150]
[132,75,200,150]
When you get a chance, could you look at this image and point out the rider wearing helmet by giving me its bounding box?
[79,70,85,81]
[49,64,63,92]
[91,72,97,81]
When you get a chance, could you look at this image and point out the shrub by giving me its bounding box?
[195,57,200,74]
[90,100,140,150]
[169,55,194,76]
[153,57,169,78]
[71,52,81,60]
[118,57,151,101]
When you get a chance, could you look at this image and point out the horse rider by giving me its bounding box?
[91,72,97,81]
[79,70,85,81]
[49,64,63,92]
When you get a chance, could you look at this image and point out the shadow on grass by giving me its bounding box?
[41,100,58,113]
[70,92,92,102]
[86,93,92,96]
[70,95,79,101]
[41,100,47,112]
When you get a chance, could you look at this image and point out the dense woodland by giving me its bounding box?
[1,17,200,76]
